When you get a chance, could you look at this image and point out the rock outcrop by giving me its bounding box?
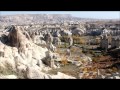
[0,25,76,79]
[26,66,75,79]
[0,75,18,79]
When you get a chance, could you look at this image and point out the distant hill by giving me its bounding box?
[0,14,119,25]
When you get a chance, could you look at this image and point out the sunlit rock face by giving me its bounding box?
[0,25,76,79]
[0,25,48,77]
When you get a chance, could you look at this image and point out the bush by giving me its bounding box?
[72,36,87,45]
[102,51,107,56]
[82,50,87,54]
[70,47,77,53]
[79,39,86,44]
[93,53,102,58]
[112,67,118,72]
[58,44,65,48]
[64,43,67,48]
[82,47,89,54]
[61,56,68,66]
[92,57,98,62]
[89,50,95,55]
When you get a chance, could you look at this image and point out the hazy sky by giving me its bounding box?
[0,11,120,19]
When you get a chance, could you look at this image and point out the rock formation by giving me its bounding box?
[0,25,76,79]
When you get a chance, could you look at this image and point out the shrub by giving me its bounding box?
[112,67,118,72]
[61,56,68,66]
[89,50,95,55]
[79,38,86,44]
[72,35,86,45]
[70,47,77,53]
[82,48,89,54]
[64,43,67,48]
[82,50,87,54]
[92,57,98,62]
[93,53,102,58]
[102,51,107,56]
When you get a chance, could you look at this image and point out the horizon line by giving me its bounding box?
[0,13,119,20]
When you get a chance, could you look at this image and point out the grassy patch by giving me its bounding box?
[47,64,80,78]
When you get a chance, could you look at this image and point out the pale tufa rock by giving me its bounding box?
[0,75,18,79]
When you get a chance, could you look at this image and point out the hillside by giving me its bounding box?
[0,14,118,25]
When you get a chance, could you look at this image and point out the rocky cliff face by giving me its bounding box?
[0,25,76,79]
